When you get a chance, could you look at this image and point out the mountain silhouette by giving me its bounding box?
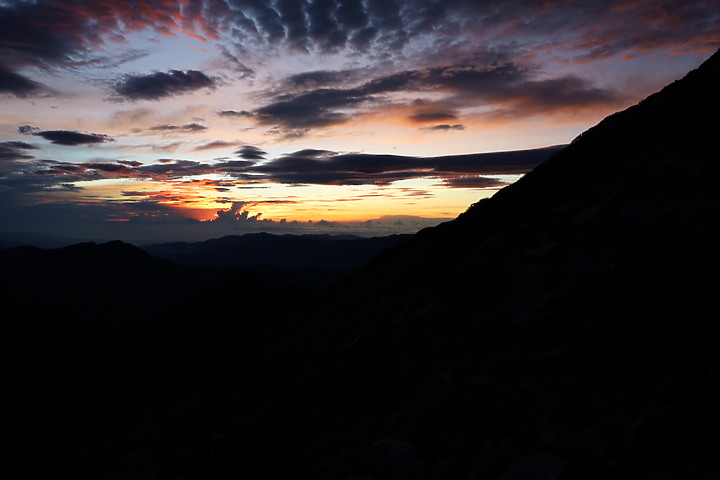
[0,239,324,336]
[145,232,410,270]
[2,48,720,479]
[342,45,720,299]
[1,241,175,331]
[145,232,412,291]
[280,46,720,478]
[241,47,720,478]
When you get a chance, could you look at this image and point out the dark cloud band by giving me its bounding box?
[0,141,38,161]
[149,123,208,133]
[0,65,46,98]
[217,110,254,118]
[18,126,113,146]
[408,111,459,123]
[255,63,621,133]
[111,70,216,101]
[236,145,268,160]
[422,124,465,131]
[0,144,564,194]
[242,145,565,185]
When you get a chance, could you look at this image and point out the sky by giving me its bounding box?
[1,0,718,244]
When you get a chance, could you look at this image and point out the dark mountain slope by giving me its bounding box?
[346,46,720,297]
[243,48,720,478]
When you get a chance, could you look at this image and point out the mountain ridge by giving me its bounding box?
[145,232,411,270]
[268,46,720,478]
[339,47,720,300]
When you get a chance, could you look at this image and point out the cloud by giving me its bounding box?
[0,141,37,161]
[83,162,137,175]
[111,70,216,101]
[442,176,509,188]
[193,141,238,151]
[274,0,310,51]
[0,199,200,239]
[285,69,360,89]
[135,160,215,178]
[58,182,83,191]
[408,111,459,123]
[18,126,114,146]
[217,110,254,118]
[202,203,447,238]
[495,75,624,115]
[217,45,256,78]
[255,87,368,129]
[242,145,565,186]
[126,142,185,153]
[422,124,465,131]
[148,123,208,133]
[0,64,47,97]
[212,201,261,224]
[0,143,564,199]
[236,145,267,160]
[289,149,335,157]
[547,2,720,63]
[0,2,187,97]
[256,63,622,133]
[16,126,39,135]
[113,158,252,180]
[117,160,143,167]
[306,0,349,51]
[213,159,257,173]
[1,157,220,192]
[1,1,716,85]
[0,197,449,244]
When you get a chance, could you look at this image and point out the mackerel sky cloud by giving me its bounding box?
[0,0,717,242]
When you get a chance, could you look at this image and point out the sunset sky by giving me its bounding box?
[1,0,718,243]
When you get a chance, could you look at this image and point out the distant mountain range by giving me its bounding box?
[2,48,720,479]
[0,240,238,332]
[0,232,411,333]
[145,232,411,270]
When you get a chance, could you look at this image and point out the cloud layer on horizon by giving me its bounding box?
[0,143,562,193]
[0,197,450,244]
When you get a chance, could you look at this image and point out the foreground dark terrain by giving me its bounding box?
[2,48,720,478]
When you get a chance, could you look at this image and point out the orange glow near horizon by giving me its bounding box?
[62,175,497,223]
